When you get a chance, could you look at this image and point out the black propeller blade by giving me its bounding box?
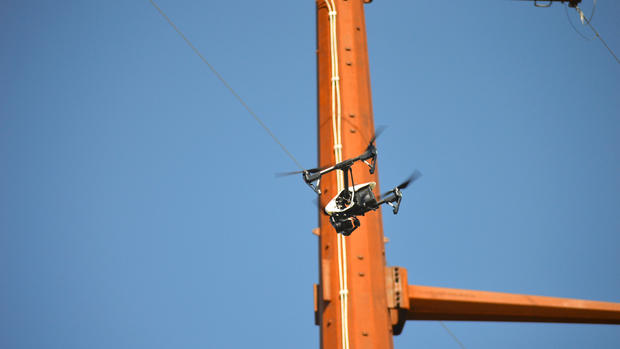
[367,125,386,147]
[397,170,422,190]
[275,170,304,177]
[275,165,327,177]
[381,170,422,198]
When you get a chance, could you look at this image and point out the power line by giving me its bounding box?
[576,6,620,65]
[148,0,305,170]
[439,321,467,349]
[565,4,590,41]
[583,19,620,65]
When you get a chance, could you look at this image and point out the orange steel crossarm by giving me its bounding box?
[405,285,620,324]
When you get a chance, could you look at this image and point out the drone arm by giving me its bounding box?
[377,188,403,214]
[303,143,377,195]
[392,194,403,214]
[357,146,377,174]
[366,154,377,174]
[302,162,348,194]
[303,171,322,194]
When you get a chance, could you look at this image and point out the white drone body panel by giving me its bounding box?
[324,182,376,215]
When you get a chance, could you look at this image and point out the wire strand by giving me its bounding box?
[148,0,305,170]
[439,321,467,349]
[565,4,590,40]
[576,6,620,65]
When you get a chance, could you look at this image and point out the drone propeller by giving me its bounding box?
[380,170,422,197]
[367,125,386,147]
[396,169,423,190]
[275,170,304,177]
[275,165,327,177]
[378,170,422,214]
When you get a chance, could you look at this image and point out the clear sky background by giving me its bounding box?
[1,1,619,348]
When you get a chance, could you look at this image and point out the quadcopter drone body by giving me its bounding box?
[282,131,420,236]
[324,180,413,236]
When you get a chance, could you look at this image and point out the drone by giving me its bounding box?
[280,131,421,236]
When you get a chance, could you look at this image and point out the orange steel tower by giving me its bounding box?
[313,1,620,349]
[315,0,392,348]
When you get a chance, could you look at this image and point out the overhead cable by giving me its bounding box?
[148,0,305,170]
[439,321,468,349]
[575,5,620,65]
[565,4,590,40]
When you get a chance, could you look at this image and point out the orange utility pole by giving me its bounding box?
[314,1,620,349]
[315,0,393,348]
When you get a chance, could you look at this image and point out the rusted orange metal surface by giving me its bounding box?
[405,284,620,324]
[314,1,620,348]
[315,0,393,348]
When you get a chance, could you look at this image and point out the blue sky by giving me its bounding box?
[1,1,619,348]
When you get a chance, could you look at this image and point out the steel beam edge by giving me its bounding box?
[404,284,620,324]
